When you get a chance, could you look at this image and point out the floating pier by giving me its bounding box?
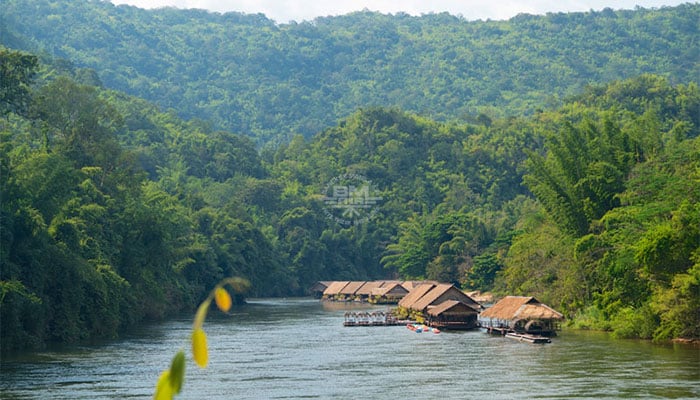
[484,326,552,344]
[505,332,551,344]
[343,311,411,326]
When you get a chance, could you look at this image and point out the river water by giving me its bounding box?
[1,298,698,399]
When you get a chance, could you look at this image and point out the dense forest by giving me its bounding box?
[1,2,699,352]
[1,1,698,143]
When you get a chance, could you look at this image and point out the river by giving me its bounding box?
[1,298,698,399]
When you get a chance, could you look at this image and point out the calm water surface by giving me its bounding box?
[1,298,698,399]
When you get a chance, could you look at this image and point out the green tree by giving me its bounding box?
[31,76,123,168]
[651,261,700,340]
[635,201,700,283]
[0,47,38,117]
[524,119,633,236]
[381,216,430,279]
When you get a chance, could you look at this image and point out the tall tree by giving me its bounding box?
[31,77,123,168]
[524,119,633,236]
[0,48,37,117]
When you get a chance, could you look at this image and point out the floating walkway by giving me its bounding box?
[343,311,413,326]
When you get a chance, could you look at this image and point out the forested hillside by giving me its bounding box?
[1,0,698,143]
[1,2,699,352]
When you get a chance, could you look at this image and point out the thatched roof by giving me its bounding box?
[401,280,439,291]
[411,284,481,312]
[427,300,479,317]
[323,281,350,295]
[398,283,436,308]
[480,296,563,321]
[339,281,367,295]
[355,281,384,295]
[372,282,408,297]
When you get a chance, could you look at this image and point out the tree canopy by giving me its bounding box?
[1,1,697,143]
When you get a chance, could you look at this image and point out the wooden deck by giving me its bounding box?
[343,311,412,327]
[505,332,552,344]
[484,326,553,343]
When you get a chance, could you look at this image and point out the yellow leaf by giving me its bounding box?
[169,351,186,394]
[192,328,209,368]
[153,369,173,400]
[214,287,232,312]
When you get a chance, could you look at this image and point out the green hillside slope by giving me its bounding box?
[1,1,698,143]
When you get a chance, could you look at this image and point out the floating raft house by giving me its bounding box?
[480,296,564,337]
[398,283,482,330]
[309,281,333,298]
[316,280,435,304]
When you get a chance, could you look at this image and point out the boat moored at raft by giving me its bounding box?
[407,323,440,334]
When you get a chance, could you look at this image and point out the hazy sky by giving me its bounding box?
[108,1,693,23]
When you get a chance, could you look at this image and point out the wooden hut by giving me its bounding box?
[398,283,436,309]
[320,280,415,303]
[370,282,409,304]
[410,283,482,313]
[322,281,350,301]
[397,283,482,329]
[426,300,480,330]
[479,296,564,336]
[309,281,332,298]
[338,281,367,301]
[354,280,385,301]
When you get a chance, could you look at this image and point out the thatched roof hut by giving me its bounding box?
[398,283,436,309]
[355,281,384,296]
[339,281,367,296]
[320,280,420,302]
[427,300,480,317]
[480,296,563,320]
[410,283,481,312]
[370,282,409,303]
[372,282,407,296]
[426,300,480,329]
[480,296,563,335]
[309,281,333,298]
[323,281,350,296]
